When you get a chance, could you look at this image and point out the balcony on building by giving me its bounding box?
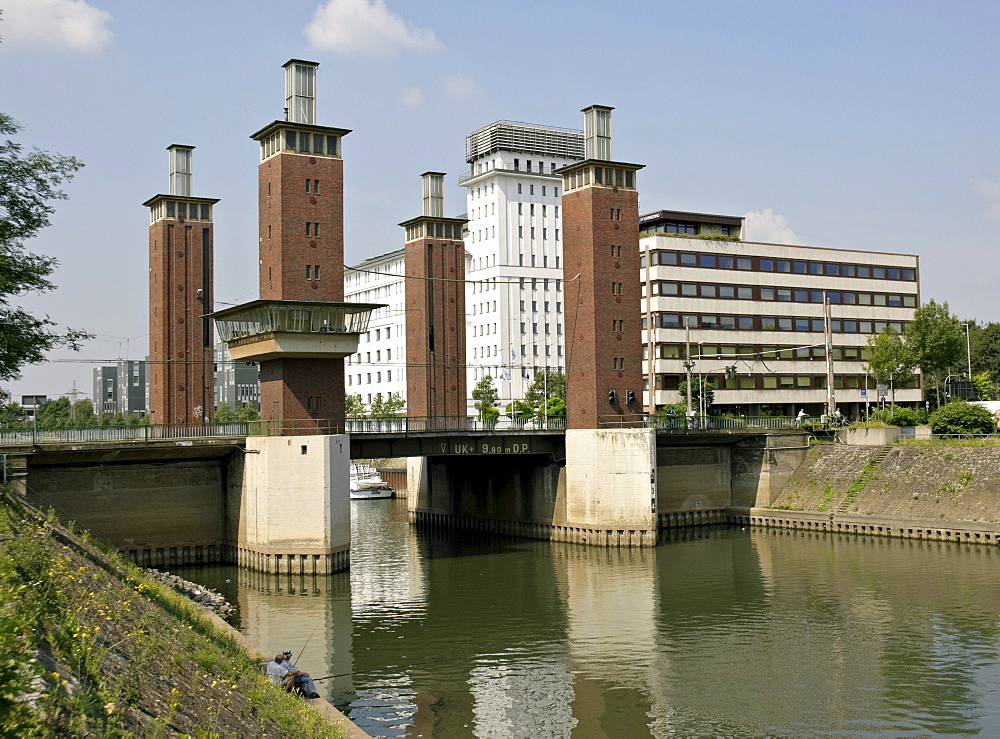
[212,300,383,362]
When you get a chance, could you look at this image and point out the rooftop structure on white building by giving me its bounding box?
[639,209,921,421]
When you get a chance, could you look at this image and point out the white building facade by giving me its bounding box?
[639,210,921,419]
[343,250,408,408]
[460,120,583,407]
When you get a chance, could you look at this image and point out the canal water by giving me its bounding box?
[181,499,1000,736]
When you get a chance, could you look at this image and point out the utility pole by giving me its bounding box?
[824,291,835,416]
[684,325,693,419]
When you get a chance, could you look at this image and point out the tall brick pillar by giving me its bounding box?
[560,106,644,430]
[401,172,468,426]
[144,145,219,425]
[250,59,352,431]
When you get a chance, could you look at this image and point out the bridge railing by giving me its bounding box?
[599,414,798,431]
[0,415,569,446]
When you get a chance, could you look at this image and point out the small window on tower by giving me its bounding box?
[306,265,312,279]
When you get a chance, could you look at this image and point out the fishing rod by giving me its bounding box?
[295,621,322,665]
[312,672,353,682]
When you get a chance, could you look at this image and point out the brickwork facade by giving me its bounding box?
[258,150,344,302]
[403,231,467,419]
[251,121,350,426]
[147,204,216,424]
[561,170,643,429]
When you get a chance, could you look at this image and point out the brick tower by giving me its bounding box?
[144,145,218,424]
[559,106,644,429]
[401,172,468,424]
[213,60,378,433]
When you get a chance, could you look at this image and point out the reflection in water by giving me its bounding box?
[178,500,1000,737]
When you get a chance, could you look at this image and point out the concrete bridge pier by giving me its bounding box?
[407,428,657,547]
[230,435,351,575]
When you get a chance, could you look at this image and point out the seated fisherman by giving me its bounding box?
[281,649,320,699]
[265,654,301,694]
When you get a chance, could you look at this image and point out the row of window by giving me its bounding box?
[305,222,320,236]
[258,129,340,160]
[518,278,562,291]
[403,224,464,241]
[516,183,558,197]
[564,165,636,193]
[642,249,917,281]
[347,370,395,386]
[639,222,733,236]
[646,281,918,307]
[518,203,560,218]
[653,373,919,391]
[304,265,321,280]
[512,158,559,174]
[647,342,872,362]
[150,200,212,222]
[518,253,560,267]
[519,300,562,313]
[647,312,906,334]
[519,322,563,335]
[517,226,560,240]
[305,179,320,193]
[348,347,394,364]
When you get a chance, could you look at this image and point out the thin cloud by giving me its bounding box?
[743,208,801,245]
[1,0,113,53]
[971,177,1000,221]
[304,0,442,57]
[443,74,481,98]
[401,87,424,108]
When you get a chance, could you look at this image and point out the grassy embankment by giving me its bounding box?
[0,489,344,736]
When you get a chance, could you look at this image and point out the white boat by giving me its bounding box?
[350,463,393,499]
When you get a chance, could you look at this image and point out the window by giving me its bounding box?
[810,262,823,275]
[720,285,736,299]
[760,259,774,271]
[530,185,535,195]
[700,284,716,298]
[718,256,734,269]
[737,257,752,270]
[680,253,697,267]
[760,287,775,300]
[699,254,716,268]
[518,184,522,194]
[737,286,753,300]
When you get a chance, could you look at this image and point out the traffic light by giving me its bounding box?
[724,365,737,379]
[608,390,617,404]
[626,390,636,405]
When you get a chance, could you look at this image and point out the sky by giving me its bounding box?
[1,0,999,403]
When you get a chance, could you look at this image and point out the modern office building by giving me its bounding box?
[639,209,921,418]
[213,342,260,411]
[92,361,147,417]
[460,119,583,405]
[92,366,117,415]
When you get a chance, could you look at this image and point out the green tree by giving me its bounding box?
[472,375,499,420]
[0,114,89,380]
[972,371,993,401]
[971,322,1000,380]
[0,398,25,423]
[524,369,566,414]
[345,393,366,417]
[678,377,714,409]
[505,400,534,421]
[863,327,915,405]
[69,398,95,427]
[905,299,964,407]
[213,404,236,424]
[928,400,996,435]
[35,397,70,429]
[540,396,566,419]
[370,392,405,418]
[235,403,260,422]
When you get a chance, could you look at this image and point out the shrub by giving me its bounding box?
[870,406,928,427]
[928,401,997,435]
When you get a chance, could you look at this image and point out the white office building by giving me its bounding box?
[639,209,921,419]
[460,120,583,405]
[344,119,584,414]
[344,250,407,408]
